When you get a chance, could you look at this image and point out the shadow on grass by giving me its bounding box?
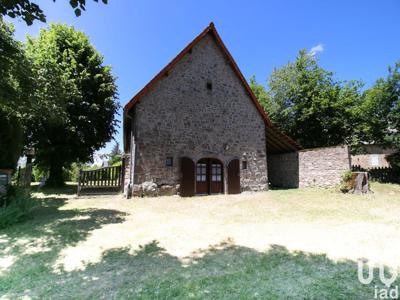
[0,196,127,297]
[1,236,396,299]
[31,183,78,195]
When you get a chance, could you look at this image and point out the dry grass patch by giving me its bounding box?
[52,183,400,272]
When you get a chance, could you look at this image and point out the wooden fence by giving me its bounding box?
[77,166,123,195]
[352,165,400,184]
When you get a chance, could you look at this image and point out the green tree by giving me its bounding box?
[108,142,121,166]
[110,141,121,157]
[254,49,363,148]
[249,75,278,121]
[0,19,32,168]
[359,62,400,148]
[0,0,108,25]
[25,24,119,186]
[358,62,400,166]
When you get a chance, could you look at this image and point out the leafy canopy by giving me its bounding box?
[251,50,364,148]
[358,62,400,148]
[0,19,33,168]
[0,0,108,25]
[108,142,122,166]
[358,62,400,166]
[25,23,119,186]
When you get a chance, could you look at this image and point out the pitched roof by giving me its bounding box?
[124,22,301,153]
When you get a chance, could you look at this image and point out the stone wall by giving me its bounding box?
[129,33,268,194]
[299,145,350,187]
[268,145,350,188]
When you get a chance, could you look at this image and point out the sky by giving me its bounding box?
[7,0,400,154]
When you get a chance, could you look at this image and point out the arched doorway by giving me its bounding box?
[196,158,223,195]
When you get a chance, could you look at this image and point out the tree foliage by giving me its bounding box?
[252,50,364,148]
[249,75,278,121]
[0,19,32,168]
[108,141,121,166]
[0,0,108,25]
[358,62,400,148]
[25,24,119,186]
[251,49,400,170]
[358,62,400,166]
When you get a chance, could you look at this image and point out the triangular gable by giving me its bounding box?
[124,23,301,153]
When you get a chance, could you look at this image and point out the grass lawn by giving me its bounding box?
[1,183,400,299]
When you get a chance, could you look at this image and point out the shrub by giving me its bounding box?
[111,160,122,167]
[339,170,353,193]
[0,187,35,229]
[109,154,122,166]
[342,170,353,183]
[62,163,83,182]
[32,165,48,182]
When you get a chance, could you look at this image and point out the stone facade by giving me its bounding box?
[299,145,351,187]
[268,145,351,188]
[126,33,268,195]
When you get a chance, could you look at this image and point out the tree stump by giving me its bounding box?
[349,172,370,194]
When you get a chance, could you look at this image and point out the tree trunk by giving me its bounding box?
[349,172,370,194]
[46,164,65,187]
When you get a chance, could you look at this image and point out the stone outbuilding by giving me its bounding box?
[123,23,350,197]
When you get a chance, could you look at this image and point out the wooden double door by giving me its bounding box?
[180,157,240,197]
[196,158,223,195]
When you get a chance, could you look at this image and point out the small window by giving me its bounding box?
[166,157,173,167]
[196,163,207,182]
[211,163,222,182]
[242,160,247,170]
[206,81,212,90]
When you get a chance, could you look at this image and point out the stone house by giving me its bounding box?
[123,23,351,197]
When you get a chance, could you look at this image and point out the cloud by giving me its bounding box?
[309,44,324,56]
